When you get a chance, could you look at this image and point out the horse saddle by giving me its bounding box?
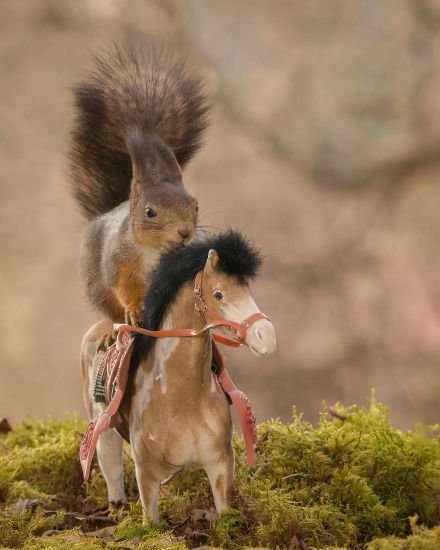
[79,330,258,481]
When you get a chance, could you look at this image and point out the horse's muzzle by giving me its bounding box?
[246,318,276,357]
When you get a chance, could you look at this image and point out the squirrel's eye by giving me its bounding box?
[195,204,199,212]
[213,290,223,301]
[145,207,157,218]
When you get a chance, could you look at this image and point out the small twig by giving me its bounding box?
[328,406,347,421]
[281,473,303,480]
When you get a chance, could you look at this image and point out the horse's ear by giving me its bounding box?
[204,249,219,275]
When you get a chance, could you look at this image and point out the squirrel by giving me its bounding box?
[68,44,209,326]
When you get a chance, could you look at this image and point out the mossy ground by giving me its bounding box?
[0,394,439,549]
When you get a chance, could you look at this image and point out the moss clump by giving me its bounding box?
[18,534,109,550]
[368,522,440,549]
[0,395,439,549]
[0,416,86,509]
[135,538,187,549]
[1,532,187,550]
[113,516,162,541]
[224,393,440,548]
[6,482,54,507]
[0,509,65,548]
[207,510,249,548]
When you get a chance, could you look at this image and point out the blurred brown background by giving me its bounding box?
[1,0,439,428]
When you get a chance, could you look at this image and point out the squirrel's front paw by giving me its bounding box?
[125,309,143,327]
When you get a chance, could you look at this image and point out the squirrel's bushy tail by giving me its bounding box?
[69,44,209,220]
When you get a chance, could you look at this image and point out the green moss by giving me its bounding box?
[0,510,31,548]
[207,510,249,548]
[82,469,107,511]
[228,394,440,548]
[6,482,54,507]
[135,535,187,549]
[158,489,191,524]
[0,417,86,508]
[20,533,108,550]
[113,516,161,541]
[0,395,439,549]
[368,525,440,549]
[0,509,65,548]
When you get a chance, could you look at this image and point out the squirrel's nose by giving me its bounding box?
[178,228,190,240]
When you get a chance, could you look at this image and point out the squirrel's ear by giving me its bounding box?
[204,249,219,275]
[126,127,149,182]
[125,128,182,185]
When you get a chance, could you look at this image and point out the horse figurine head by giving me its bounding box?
[193,247,276,356]
[132,228,276,365]
[81,229,276,522]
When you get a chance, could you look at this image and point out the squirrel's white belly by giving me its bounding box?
[141,246,161,275]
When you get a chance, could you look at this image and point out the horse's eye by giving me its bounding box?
[195,204,199,212]
[145,207,157,218]
[214,290,223,301]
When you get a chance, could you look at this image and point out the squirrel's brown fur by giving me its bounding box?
[69,44,210,324]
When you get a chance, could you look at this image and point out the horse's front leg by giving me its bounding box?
[204,446,235,513]
[96,427,127,505]
[130,435,163,522]
[132,460,162,522]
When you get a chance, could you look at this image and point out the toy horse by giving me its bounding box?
[80,230,276,521]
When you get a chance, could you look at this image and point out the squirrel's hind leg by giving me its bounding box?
[98,329,118,350]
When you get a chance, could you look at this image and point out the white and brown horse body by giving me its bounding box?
[81,241,276,522]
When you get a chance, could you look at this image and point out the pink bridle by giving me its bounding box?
[115,270,270,348]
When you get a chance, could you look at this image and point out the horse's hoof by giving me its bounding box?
[109,499,128,510]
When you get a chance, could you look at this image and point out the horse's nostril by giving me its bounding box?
[255,327,263,341]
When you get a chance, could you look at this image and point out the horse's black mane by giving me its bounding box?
[130,229,262,371]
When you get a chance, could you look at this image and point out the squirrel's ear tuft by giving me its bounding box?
[125,128,182,185]
[125,127,149,183]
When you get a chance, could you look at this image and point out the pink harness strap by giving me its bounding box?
[211,341,257,467]
[80,332,257,480]
[79,330,134,480]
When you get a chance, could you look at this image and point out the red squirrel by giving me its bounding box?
[69,45,209,325]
